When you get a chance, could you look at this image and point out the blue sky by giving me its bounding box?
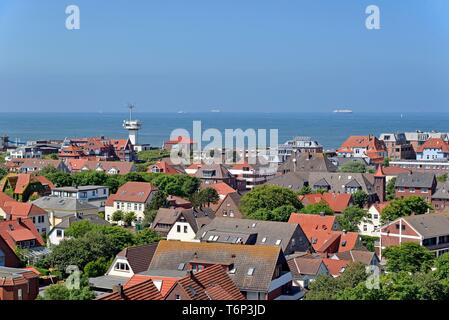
[0,0,448,113]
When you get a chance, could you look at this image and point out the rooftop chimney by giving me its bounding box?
[112,284,125,299]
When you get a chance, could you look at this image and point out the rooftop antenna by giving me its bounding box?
[127,103,135,121]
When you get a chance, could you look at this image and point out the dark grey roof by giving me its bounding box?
[88,275,128,290]
[395,172,436,188]
[33,196,98,212]
[314,178,330,188]
[195,217,301,252]
[195,164,234,179]
[432,182,449,200]
[278,152,337,173]
[0,266,32,278]
[402,214,449,238]
[266,172,309,190]
[334,250,378,265]
[116,244,158,274]
[308,172,375,194]
[51,213,109,231]
[152,207,215,233]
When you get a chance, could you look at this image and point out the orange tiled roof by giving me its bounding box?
[322,258,350,277]
[2,201,48,218]
[165,136,195,145]
[298,193,352,213]
[166,264,245,300]
[288,213,336,233]
[201,182,236,197]
[97,279,163,300]
[148,161,181,175]
[382,166,411,175]
[106,182,156,205]
[0,218,44,251]
[337,136,386,159]
[124,274,179,297]
[416,138,449,153]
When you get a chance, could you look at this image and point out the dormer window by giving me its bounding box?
[114,262,130,271]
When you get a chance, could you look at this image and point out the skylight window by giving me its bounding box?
[208,235,215,241]
[213,235,219,241]
[275,239,282,245]
[229,267,236,274]
[177,263,185,271]
[247,268,255,276]
[261,237,267,243]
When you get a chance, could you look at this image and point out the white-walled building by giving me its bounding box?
[358,202,389,237]
[104,182,156,224]
[51,185,109,211]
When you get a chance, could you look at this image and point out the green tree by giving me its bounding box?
[240,185,303,219]
[304,275,339,300]
[112,210,124,223]
[83,257,111,278]
[298,185,313,195]
[134,229,161,245]
[300,201,334,216]
[383,242,435,273]
[434,252,449,280]
[199,188,220,207]
[386,177,396,200]
[337,206,368,232]
[381,196,432,223]
[437,173,448,183]
[0,167,7,181]
[142,207,158,227]
[360,235,377,252]
[123,211,136,227]
[339,161,367,173]
[148,191,169,210]
[352,190,368,208]
[383,157,390,167]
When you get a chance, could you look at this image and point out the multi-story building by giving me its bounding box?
[336,135,387,164]
[278,137,323,162]
[380,213,449,258]
[105,182,157,224]
[51,185,109,211]
[379,133,415,160]
[416,138,449,161]
[394,172,437,202]
[229,162,277,189]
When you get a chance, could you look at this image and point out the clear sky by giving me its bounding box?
[0,0,448,113]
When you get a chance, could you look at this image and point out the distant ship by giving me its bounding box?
[210,109,221,113]
[177,110,186,114]
[333,109,353,113]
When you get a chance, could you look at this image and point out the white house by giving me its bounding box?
[51,185,109,211]
[229,162,278,190]
[104,182,156,224]
[416,138,449,161]
[358,202,389,237]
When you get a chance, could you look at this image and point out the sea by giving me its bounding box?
[1,112,449,150]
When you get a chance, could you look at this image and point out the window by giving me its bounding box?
[373,214,379,220]
[0,250,5,266]
[184,226,188,233]
[247,268,255,276]
[363,225,367,231]
[175,294,181,300]
[275,239,282,246]
[177,225,181,233]
[115,262,130,271]
[32,217,36,224]
[177,263,185,271]
[261,237,267,243]
[229,267,236,274]
[38,216,45,223]
[56,229,63,238]
[17,288,23,300]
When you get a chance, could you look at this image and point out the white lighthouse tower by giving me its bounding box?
[123,104,141,147]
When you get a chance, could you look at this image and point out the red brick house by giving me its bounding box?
[0,267,40,300]
[394,172,437,202]
[379,213,449,259]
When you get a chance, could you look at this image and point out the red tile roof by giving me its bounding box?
[0,218,44,251]
[124,274,179,297]
[201,182,236,197]
[106,182,156,206]
[416,138,449,153]
[166,264,245,300]
[2,201,48,218]
[288,213,336,233]
[0,269,39,287]
[34,175,55,189]
[322,258,350,277]
[371,201,390,214]
[0,192,14,207]
[337,135,386,161]
[14,174,31,194]
[97,280,163,300]
[374,166,385,178]
[148,161,181,175]
[382,166,411,175]
[298,193,352,213]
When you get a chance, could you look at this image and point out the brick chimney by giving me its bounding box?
[112,284,125,299]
